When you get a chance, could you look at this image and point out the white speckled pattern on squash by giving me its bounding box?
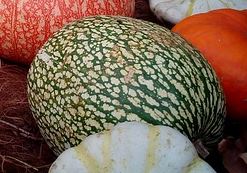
[27,16,226,155]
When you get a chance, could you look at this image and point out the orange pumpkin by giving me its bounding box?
[0,0,135,65]
[172,9,247,120]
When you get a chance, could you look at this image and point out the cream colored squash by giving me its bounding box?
[149,0,247,23]
[49,122,216,173]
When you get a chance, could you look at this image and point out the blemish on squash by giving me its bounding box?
[124,67,135,83]
[144,126,160,173]
[110,45,121,58]
[166,138,171,148]
[49,162,58,171]
[183,157,203,173]
[148,31,177,47]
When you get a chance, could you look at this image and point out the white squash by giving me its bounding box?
[149,0,247,23]
[49,122,216,173]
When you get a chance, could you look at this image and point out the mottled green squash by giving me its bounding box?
[27,16,225,155]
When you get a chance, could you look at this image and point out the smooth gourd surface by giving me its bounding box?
[172,9,247,120]
[27,16,225,155]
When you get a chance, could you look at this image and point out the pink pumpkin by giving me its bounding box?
[0,0,135,65]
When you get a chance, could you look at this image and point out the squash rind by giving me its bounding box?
[27,16,226,155]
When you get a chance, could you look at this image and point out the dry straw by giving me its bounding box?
[0,60,55,173]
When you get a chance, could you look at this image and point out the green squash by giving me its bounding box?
[27,16,226,155]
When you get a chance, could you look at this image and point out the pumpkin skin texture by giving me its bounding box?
[49,122,216,173]
[0,0,135,65]
[172,9,247,120]
[27,16,226,155]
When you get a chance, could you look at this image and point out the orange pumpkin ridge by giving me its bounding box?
[172,9,247,120]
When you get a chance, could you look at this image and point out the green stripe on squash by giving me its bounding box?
[27,16,226,155]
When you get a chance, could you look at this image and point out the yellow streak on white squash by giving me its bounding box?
[101,131,113,172]
[186,0,196,17]
[74,143,100,173]
[144,126,160,173]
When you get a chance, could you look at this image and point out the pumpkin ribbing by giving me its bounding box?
[172,9,247,120]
